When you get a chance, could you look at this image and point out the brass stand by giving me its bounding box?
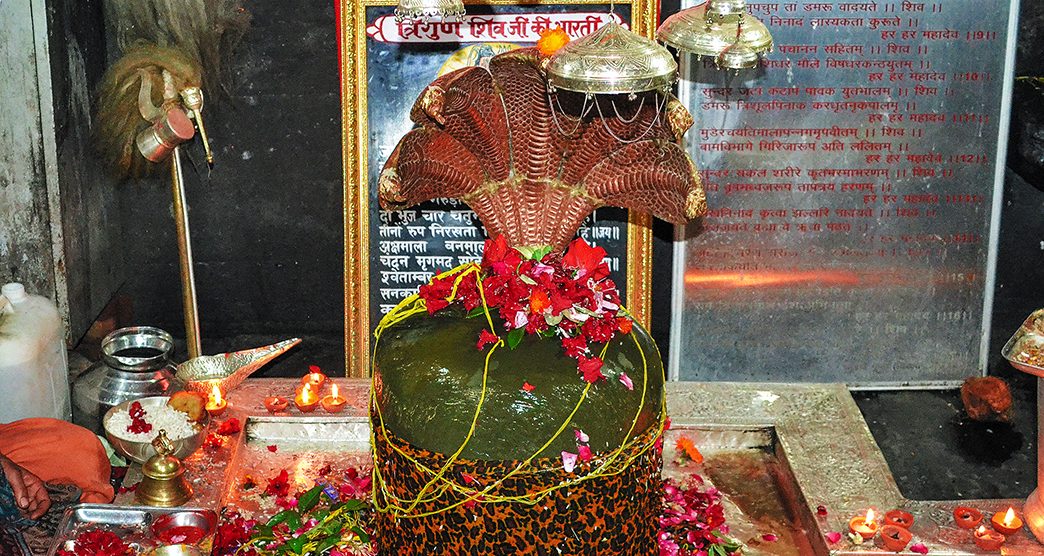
[170,146,202,358]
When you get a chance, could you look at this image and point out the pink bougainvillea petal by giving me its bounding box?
[577,445,592,462]
[267,445,278,453]
[761,534,778,542]
[561,451,578,473]
[574,429,589,443]
[910,543,929,554]
[619,372,634,390]
[824,531,842,544]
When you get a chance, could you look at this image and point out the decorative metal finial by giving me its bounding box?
[657,0,774,70]
[546,21,678,95]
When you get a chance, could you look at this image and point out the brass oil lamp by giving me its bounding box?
[136,430,193,507]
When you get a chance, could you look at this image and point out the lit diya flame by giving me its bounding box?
[848,508,878,540]
[991,506,1023,536]
[975,524,1006,550]
[321,382,347,414]
[295,383,319,412]
[301,366,326,391]
[206,383,227,416]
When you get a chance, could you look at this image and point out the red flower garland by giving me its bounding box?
[417,236,632,384]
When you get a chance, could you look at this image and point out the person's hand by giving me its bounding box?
[0,454,51,519]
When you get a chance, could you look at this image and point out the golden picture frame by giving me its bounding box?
[340,0,658,377]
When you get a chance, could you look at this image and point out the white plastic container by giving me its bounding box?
[0,283,71,422]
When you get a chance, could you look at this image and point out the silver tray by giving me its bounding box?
[1001,309,1044,377]
[46,504,217,556]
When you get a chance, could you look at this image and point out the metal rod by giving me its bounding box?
[170,146,202,358]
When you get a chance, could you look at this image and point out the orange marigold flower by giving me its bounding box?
[537,26,570,57]
[531,290,551,313]
[675,436,704,464]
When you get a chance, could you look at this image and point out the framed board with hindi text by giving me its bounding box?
[341,0,659,377]
[668,0,1019,387]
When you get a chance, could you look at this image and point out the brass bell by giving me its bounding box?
[136,430,193,507]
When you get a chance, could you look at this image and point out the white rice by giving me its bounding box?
[106,403,197,442]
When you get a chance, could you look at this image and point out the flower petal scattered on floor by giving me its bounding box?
[910,543,929,554]
[522,381,535,393]
[824,531,842,543]
[267,445,278,453]
[264,469,291,498]
[675,436,704,464]
[619,372,634,390]
[216,418,241,436]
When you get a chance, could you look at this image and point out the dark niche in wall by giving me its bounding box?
[112,0,345,373]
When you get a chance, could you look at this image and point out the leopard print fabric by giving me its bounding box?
[373,423,662,555]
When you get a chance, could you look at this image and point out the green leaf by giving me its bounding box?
[267,510,296,527]
[518,274,538,286]
[515,245,553,260]
[284,511,302,532]
[466,306,486,318]
[286,535,307,555]
[576,306,600,317]
[506,327,525,349]
[543,313,562,326]
[339,498,367,512]
[351,525,371,543]
[316,535,340,554]
[251,524,274,539]
[298,484,324,513]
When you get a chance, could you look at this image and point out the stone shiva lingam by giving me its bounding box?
[370,45,704,554]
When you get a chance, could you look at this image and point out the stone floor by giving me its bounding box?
[853,379,1037,502]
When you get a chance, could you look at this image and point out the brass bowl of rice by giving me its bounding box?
[103,396,210,464]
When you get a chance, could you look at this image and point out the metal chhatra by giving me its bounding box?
[394,0,465,22]
[657,0,774,70]
[546,21,678,95]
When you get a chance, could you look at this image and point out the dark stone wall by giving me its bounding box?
[112,1,344,370]
[46,0,124,343]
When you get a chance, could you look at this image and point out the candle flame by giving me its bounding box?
[210,383,223,405]
[1004,507,1016,526]
[865,509,875,525]
[301,383,315,403]
[976,525,986,535]
[332,383,340,398]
